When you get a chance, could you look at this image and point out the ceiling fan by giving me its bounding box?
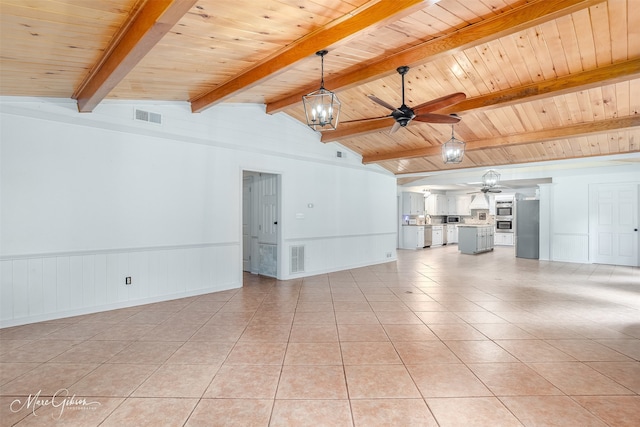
[344,66,466,133]
[469,186,503,194]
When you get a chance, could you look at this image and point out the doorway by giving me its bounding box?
[242,171,280,277]
[589,183,639,266]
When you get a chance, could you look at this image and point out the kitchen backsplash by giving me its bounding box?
[430,211,494,225]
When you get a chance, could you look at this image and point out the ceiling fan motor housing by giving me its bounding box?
[393,104,415,126]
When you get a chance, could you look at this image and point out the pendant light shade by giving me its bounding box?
[441,123,465,164]
[303,50,341,131]
[482,169,500,188]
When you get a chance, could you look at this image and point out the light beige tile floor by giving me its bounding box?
[1,245,639,426]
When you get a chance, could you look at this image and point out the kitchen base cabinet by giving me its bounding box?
[401,226,425,249]
[446,224,458,244]
[458,226,494,254]
[431,225,444,247]
[494,232,514,246]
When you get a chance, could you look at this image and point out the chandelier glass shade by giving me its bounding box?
[441,124,465,164]
[482,169,501,188]
[303,50,341,131]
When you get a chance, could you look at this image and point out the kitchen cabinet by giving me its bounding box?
[425,194,447,215]
[402,226,424,249]
[447,195,472,216]
[488,194,496,215]
[446,224,458,244]
[447,197,457,215]
[458,225,494,254]
[494,232,514,246]
[402,192,425,215]
[431,225,444,246]
[456,195,472,216]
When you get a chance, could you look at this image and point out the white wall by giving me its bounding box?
[0,98,397,326]
[544,169,640,263]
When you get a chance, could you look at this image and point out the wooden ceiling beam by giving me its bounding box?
[267,0,603,114]
[322,58,640,143]
[362,116,640,164]
[190,0,431,113]
[438,58,640,115]
[75,0,197,112]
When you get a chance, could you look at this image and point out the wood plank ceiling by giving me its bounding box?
[1,0,638,175]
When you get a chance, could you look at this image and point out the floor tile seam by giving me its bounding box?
[522,360,640,396]
[563,393,639,426]
[593,339,640,360]
[524,360,640,396]
[493,394,557,427]
[0,362,49,390]
[14,361,109,400]
[455,344,568,396]
[542,338,637,362]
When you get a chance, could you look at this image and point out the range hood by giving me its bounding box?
[469,193,490,210]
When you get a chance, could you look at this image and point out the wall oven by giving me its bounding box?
[496,220,513,232]
[495,201,513,217]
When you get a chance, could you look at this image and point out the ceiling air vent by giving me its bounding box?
[336,151,346,158]
[134,108,162,125]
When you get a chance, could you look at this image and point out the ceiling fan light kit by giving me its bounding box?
[303,50,341,132]
[441,123,465,164]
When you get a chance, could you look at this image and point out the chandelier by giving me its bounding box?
[482,169,501,188]
[441,122,465,164]
[302,50,341,131]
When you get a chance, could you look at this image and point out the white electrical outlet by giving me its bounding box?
[125,277,132,285]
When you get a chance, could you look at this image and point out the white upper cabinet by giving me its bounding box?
[445,195,471,215]
[402,192,425,215]
[425,194,447,215]
[447,196,457,215]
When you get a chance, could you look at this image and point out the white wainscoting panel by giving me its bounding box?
[0,243,241,327]
[284,233,397,279]
[552,234,589,263]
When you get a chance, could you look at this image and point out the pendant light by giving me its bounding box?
[441,121,465,164]
[302,50,341,131]
[482,169,500,188]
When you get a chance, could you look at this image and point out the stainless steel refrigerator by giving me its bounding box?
[515,199,539,259]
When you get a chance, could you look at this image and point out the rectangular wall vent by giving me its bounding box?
[290,245,305,273]
[336,151,345,158]
[134,108,162,125]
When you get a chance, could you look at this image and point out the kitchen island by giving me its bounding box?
[458,225,494,254]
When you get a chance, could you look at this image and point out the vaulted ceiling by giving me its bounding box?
[1,0,638,176]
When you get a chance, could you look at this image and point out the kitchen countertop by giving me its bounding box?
[457,224,493,227]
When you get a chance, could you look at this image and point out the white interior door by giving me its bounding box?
[590,183,639,266]
[242,175,253,271]
[255,173,278,277]
[258,173,278,245]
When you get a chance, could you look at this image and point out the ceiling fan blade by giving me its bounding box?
[489,189,502,193]
[368,95,399,112]
[390,121,402,134]
[340,115,392,124]
[412,92,467,114]
[413,113,461,124]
